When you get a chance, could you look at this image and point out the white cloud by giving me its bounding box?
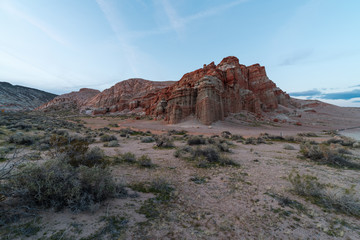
[96,0,139,75]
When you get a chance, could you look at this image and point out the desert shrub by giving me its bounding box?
[80,147,106,167]
[120,152,136,163]
[174,146,194,159]
[134,179,174,219]
[193,147,238,167]
[104,140,120,147]
[353,142,360,148]
[289,171,324,198]
[300,142,360,169]
[8,160,125,212]
[8,132,36,145]
[218,155,238,166]
[297,132,318,137]
[137,155,154,168]
[300,142,324,160]
[244,137,266,145]
[232,134,244,141]
[155,136,175,149]
[187,136,206,145]
[167,129,187,135]
[131,178,174,203]
[215,142,230,152]
[13,122,32,130]
[141,136,155,143]
[100,135,117,142]
[289,172,360,217]
[327,137,355,147]
[221,131,232,139]
[284,144,296,150]
[194,147,220,163]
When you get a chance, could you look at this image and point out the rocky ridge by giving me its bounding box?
[0,82,57,111]
[39,56,290,124]
[37,88,100,112]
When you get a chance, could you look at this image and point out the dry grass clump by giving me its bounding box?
[131,178,174,219]
[8,132,36,146]
[175,145,238,167]
[7,160,126,212]
[100,134,117,142]
[284,144,296,150]
[141,136,155,143]
[289,172,360,217]
[187,136,206,145]
[154,135,175,149]
[50,135,107,168]
[137,155,155,168]
[300,142,360,169]
[244,137,266,145]
[103,140,120,147]
[327,137,355,147]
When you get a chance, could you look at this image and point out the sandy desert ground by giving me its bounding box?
[1,103,360,239]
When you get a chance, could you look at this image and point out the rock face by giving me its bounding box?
[85,78,175,115]
[37,88,100,112]
[38,56,290,125]
[0,82,57,111]
[147,56,289,124]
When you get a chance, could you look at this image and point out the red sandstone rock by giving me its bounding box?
[37,88,100,111]
[148,56,289,124]
[39,56,290,125]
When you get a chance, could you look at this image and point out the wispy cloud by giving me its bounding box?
[290,89,322,97]
[96,0,139,75]
[184,0,250,23]
[145,0,250,38]
[160,0,185,36]
[0,1,68,46]
[279,49,313,66]
[322,89,360,100]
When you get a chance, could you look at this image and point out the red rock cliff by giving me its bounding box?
[147,56,289,124]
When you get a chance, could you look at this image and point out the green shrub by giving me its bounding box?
[100,135,117,142]
[141,136,155,143]
[9,160,125,212]
[137,155,154,168]
[300,142,360,169]
[289,172,360,217]
[187,136,206,145]
[8,132,36,145]
[155,136,174,149]
[174,146,193,159]
[120,152,136,163]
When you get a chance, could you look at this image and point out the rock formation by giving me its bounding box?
[84,78,175,115]
[0,82,57,111]
[147,56,289,124]
[38,56,290,125]
[37,88,100,112]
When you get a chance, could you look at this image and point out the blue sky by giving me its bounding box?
[0,0,360,106]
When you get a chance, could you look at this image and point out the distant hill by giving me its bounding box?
[0,82,57,111]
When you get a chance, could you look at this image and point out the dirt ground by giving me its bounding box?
[1,103,360,239]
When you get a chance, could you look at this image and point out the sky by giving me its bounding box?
[0,0,360,107]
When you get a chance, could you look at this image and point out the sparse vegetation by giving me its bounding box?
[300,142,360,169]
[100,134,117,142]
[8,160,126,212]
[187,135,206,145]
[289,171,360,217]
[154,135,175,149]
[137,155,155,168]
